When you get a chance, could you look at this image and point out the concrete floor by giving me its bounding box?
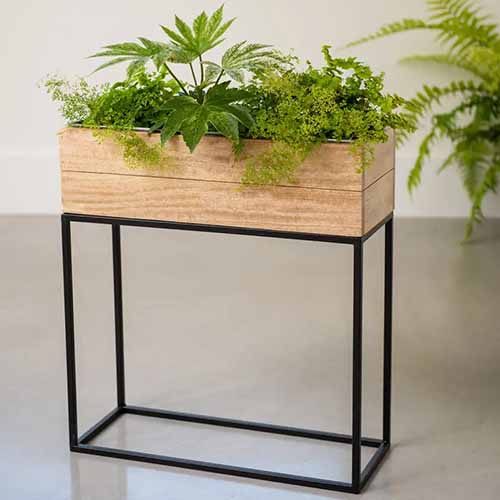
[1,216,500,500]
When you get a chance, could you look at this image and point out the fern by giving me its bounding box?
[465,160,500,239]
[348,0,500,239]
[428,0,500,53]
[346,19,433,47]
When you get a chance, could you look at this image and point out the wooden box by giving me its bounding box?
[58,127,395,237]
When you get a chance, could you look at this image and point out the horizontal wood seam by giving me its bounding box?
[363,165,394,191]
[363,168,395,192]
[61,168,393,194]
[361,168,396,235]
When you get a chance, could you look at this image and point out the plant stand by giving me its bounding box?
[61,212,393,495]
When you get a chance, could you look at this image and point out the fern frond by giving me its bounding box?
[403,80,484,138]
[347,0,500,239]
[464,159,500,240]
[428,0,500,54]
[408,125,441,192]
[347,0,500,57]
[466,46,500,89]
[399,53,489,79]
[458,141,491,197]
[408,94,484,191]
[346,19,432,47]
[437,151,458,172]
[428,0,487,22]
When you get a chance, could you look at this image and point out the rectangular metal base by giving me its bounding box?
[61,213,394,494]
[74,404,390,494]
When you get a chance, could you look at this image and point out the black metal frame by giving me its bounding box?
[61,212,394,494]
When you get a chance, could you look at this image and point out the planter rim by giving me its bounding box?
[67,123,357,144]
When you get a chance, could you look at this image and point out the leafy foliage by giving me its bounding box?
[44,70,178,168]
[45,8,413,187]
[160,6,235,62]
[89,5,289,152]
[89,39,175,76]
[204,42,292,85]
[43,76,105,123]
[150,82,254,151]
[85,68,180,129]
[242,46,412,185]
[94,129,166,168]
[348,0,500,239]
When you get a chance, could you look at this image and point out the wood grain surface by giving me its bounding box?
[58,128,394,191]
[59,127,395,236]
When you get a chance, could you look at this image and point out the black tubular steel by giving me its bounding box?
[61,212,394,494]
[79,407,124,445]
[360,441,390,490]
[63,212,392,246]
[124,405,382,447]
[351,241,364,492]
[383,219,394,444]
[73,444,353,493]
[112,225,126,408]
[61,216,78,448]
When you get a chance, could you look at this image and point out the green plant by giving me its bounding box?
[90,5,289,151]
[45,7,413,185]
[44,70,178,167]
[242,46,411,185]
[43,76,106,123]
[85,68,180,129]
[348,0,500,239]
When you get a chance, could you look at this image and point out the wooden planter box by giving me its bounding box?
[58,127,395,237]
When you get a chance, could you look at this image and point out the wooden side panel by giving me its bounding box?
[363,129,395,189]
[58,128,397,192]
[363,170,395,234]
[61,171,364,236]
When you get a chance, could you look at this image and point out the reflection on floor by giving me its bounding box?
[1,216,499,500]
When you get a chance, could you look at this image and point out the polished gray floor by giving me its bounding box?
[1,216,499,500]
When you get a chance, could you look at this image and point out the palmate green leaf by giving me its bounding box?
[203,42,289,84]
[149,95,198,143]
[91,56,138,74]
[193,11,208,39]
[181,107,210,152]
[89,38,189,75]
[222,42,274,68]
[162,95,200,111]
[203,61,224,82]
[160,106,197,145]
[160,5,235,60]
[152,84,253,152]
[220,104,254,129]
[205,81,251,105]
[208,112,239,142]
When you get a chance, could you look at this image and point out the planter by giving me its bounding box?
[59,127,395,237]
[60,125,395,493]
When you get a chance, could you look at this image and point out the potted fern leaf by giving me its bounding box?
[49,6,412,237]
[348,0,500,239]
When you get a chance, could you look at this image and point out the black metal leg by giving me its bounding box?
[62,212,393,494]
[112,225,126,408]
[352,240,364,492]
[383,219,393,445]
[61,215,78,448]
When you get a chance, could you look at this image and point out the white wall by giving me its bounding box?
[1,0,499,216]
